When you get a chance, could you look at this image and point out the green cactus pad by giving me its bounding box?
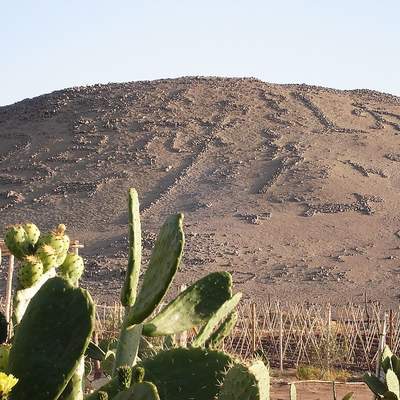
[4,225,29,259]
[121,188,142,307]
[364,373,387,397]
[0,345,10,372]
[113,323,143,372]
[218,360,270,400]
[58,357,85,400]
[382,391,398,400]
[192,292,242,347]
[386,369,400,398]
[113,382,161,400]
[58,253,84,286]
[127,214,184,325]
[12,268,57,326]
[142,271,232,337]
[8,277,95,400]
[139,347,233,400]
[17,255,44,288]
[205,311,238,349]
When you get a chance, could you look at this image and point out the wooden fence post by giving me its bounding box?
[376,312,388,378]
[279,306,284,373]
[251,302,257,354]
[327,304,332,370]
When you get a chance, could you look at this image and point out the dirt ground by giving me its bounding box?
[1,77,399,307]
[271,381,372,400]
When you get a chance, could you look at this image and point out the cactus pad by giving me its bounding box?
[36,244,58,272]
[127,213,184,325]
[192,292,241,347]
[139,347,233,400]
[205,310,238,349]
[8,277,95,400]
[121,188,142,307]
[143,271,233,336]
[218,360,270,400]
[0,345,10,372]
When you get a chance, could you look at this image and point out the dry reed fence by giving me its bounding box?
[93,299,398,372]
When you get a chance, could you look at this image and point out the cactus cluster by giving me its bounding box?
[4,222,85,291]
[364,346,400,399]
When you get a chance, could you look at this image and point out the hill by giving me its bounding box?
[1,77,399,305]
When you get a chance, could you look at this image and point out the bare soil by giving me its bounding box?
[0,77,399,307]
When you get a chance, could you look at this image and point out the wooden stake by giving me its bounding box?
[279,307,284,373]
[251,302,257,354]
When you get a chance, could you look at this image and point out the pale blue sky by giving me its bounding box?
[1,0,399,106]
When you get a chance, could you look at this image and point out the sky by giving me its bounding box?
[1,0,399,106]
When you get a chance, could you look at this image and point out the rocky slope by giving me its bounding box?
[0,77,399,305]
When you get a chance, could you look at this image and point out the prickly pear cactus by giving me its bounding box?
[37,224,70,266]
[142,272,233,337]
[8,277,95,400]
[0,313,7,345]
[139,347,233,400]
[58,253,84,286]
[0,345,10,372]
[113,382,161,400]
[193,293,242,347]
[218,360,270,400]
[120,188,142,307]
[36,244,58,272]
[205,310,238,349]
[17,255,44,288]
[127,213,184,325]
[4,225,29,259]
[85,366,132,400]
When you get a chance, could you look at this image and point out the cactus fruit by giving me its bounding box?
[127,213,184,325]
[139,347,233,400]
[17,255,44,288]
[8,277,95,400]
[4,225,29,259]
[22,223,40,248]
[120,188,142,307]
[0,313,7,345]
[142,272,233,337]
[192,293,242,347]
[0,345,10,372]
[218,360,270,400]
[58,253,84,285]
[36,244,58,272]
[37,224,70,266]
